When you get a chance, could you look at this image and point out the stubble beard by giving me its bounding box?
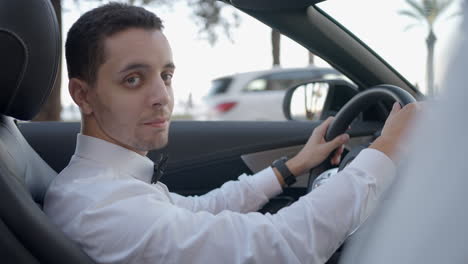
[131,128,169,152]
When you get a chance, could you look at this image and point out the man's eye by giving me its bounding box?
[125,76,141,87]
[162,73,173,82]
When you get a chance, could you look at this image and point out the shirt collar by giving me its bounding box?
[74,134,154,183]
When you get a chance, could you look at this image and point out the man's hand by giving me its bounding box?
[285,117,350,177]
[370,102,421,161]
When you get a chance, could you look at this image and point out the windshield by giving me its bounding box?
[317,0,463,97]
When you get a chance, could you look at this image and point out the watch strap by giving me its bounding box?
[272,157,296,186]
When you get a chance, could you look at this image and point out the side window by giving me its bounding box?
[208,78,233,95]
[33,0,437,123]
[268,78,315,91]
[244,79,268,92]
[46,1,348,122]
[267,78,297,91]
[244,73,324,93]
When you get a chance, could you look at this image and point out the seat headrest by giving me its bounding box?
[0,0,60,120]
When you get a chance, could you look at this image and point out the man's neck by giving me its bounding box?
[81,121,148,157]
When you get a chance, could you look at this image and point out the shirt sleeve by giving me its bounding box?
[76,148,395,264]
[169,167,283,214]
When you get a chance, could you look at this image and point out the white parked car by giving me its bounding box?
[201,66,345,121]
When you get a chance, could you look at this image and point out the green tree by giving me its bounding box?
[76,0,239,45]
[399,0,456,96]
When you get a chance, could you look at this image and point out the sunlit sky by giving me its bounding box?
[60,0,463,114]
[319,0,462,93]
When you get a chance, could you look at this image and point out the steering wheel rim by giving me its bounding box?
[325,84,416,141]
[307,84,416,193]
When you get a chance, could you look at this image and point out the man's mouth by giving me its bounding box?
[143,119,169,128]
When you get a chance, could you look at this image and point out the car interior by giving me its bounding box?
[0,0,422,263]
[0,0,94,263]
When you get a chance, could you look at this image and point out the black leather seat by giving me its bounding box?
[0,0,94,263]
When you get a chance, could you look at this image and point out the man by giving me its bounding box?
[44,3,418,264]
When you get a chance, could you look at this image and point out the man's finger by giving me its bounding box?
[326,133,349,151]
[314,116,334,135]
[331,145,344,165]
[389,102,401,117]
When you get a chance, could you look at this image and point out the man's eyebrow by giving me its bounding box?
[118,63,150,74]
[164,62,176,70]
[118,62,175,74]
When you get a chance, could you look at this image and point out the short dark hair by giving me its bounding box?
[65,2,163,85]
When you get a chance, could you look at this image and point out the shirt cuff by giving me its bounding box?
[248,167,283,199]
[347,148,397,194]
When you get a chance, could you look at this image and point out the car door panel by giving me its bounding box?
[19,121,317,195]
[19,120,380,197]
[241,145,309,185]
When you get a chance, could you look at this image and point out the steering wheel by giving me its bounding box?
[307,84,416,193]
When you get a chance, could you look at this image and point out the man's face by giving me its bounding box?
[85,28,175,154]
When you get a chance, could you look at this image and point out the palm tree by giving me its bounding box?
[272,29,281,66]
[399,0,456,96]
[308,52,315,65]
[271,31,316,67]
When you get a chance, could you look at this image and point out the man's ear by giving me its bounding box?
[69,78,93,115]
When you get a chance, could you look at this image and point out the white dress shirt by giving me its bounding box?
[44,134,395,264]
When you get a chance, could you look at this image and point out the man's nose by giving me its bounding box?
[149,77,170,106]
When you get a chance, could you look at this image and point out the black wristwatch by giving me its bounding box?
[272,156,296,186]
